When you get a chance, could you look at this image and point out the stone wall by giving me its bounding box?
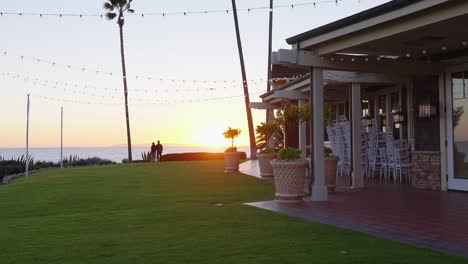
[411,151,441,190]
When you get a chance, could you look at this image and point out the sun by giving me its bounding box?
[190,125,229,148]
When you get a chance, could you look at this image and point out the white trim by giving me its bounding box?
[439,73,447,191]
[445,65,468,191]
[250,102,277,110]
[310,68,328,201]
[274,50,442,75]
[298,0,449,49]
[406,80,414,140]
[351,83,364,188]
[300,0,467,55]
[274,90,309,100]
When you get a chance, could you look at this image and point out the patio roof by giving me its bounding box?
[286,0,427,45]
[258,70,406,104]
[284,0,468,65]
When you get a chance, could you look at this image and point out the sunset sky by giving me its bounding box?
[0,0,390,148]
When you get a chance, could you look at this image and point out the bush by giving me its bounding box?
[66,157,115,167]
[160,152,247,162]
[277,148,301,161]
[0,160,25,181]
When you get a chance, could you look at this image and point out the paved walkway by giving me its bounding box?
[239,160,262,178]
[241,160,468,258]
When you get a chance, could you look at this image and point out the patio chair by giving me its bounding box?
[378,147,388,180]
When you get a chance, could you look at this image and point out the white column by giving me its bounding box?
[298,100,307,160]
[60,106,64,169]
[310,68,328,201]
[406,81,414,140]
[398,85,403,139]
[352,83,364,188]
[439,73,448,191]
[385,94,392,132]
[25,94,30,177]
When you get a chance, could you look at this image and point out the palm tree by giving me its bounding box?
[104,0,135,162]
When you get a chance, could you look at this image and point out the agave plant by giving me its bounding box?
[141,151,151,162]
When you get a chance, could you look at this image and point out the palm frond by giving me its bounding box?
[105,12,117,20]
[110,0,121,6]
[119,0,128,8]
[127,9,135,13]
[103,2,114,11]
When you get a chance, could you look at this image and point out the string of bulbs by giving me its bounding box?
[0,0,344,18]
[0,49,278,83]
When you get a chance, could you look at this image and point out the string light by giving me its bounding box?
[1,71,267,97]
[30,91,264,107]
[0,0,345,18]
[0,49,268,84]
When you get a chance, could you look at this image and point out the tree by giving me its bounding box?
[223,127,241,150]
[104,0,135,161]
[255,122,280,151]
[231,0,257,159]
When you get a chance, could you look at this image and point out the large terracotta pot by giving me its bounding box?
[224,151,240,173]
[257,152,277,178]
[325,156,339,192]
[271,160,308,202]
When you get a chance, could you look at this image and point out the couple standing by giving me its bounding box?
[150,141,163,162]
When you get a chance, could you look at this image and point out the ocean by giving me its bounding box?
[0,145,251,163]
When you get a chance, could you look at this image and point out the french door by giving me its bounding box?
[447,68,468,191]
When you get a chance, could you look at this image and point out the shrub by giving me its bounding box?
[141,151,151,162]
[277,148,301,161]
[324,147,333,157]
[0,160,25,180]
[223,127,241,152]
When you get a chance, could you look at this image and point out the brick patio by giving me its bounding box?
[241,161,468,258]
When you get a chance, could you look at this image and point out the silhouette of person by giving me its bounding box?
[156,140,163,162]
[150,142,157,162]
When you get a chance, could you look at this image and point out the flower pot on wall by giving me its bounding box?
[325,156,339,192]
[224,151,240,173]
[257,153,277,178]
[271,160,308,202]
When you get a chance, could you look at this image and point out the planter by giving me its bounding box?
[324,156,339,192]
[224,151,240,173]
[271,160,308,202]
[257,152,277,178]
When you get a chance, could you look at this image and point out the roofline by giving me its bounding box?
[286,0,426,45]
[259,74,310,99]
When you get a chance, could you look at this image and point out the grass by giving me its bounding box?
[0,161,466,264]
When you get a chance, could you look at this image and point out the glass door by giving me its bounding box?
[447,70,468,191]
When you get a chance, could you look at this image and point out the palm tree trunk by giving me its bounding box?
[266,0,274,123]
[119,23,133,162]
[231,0,257,160]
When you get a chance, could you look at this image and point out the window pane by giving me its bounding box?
[452,72,468,179]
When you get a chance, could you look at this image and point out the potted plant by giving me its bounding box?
[271,148,308,202]
[223,127,242,173]
[275,103,301,148]
[324,147,339,192]
[256,122,281,178]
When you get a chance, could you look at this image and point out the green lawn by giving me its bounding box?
[0,161,465,264]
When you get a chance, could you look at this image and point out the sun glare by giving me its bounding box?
[191,126,228,148]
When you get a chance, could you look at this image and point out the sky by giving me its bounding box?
[0,0,391,148]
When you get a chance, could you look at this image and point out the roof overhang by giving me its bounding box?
[286,0,468,64]
[273,49,442,75]
[259,69,408,104]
